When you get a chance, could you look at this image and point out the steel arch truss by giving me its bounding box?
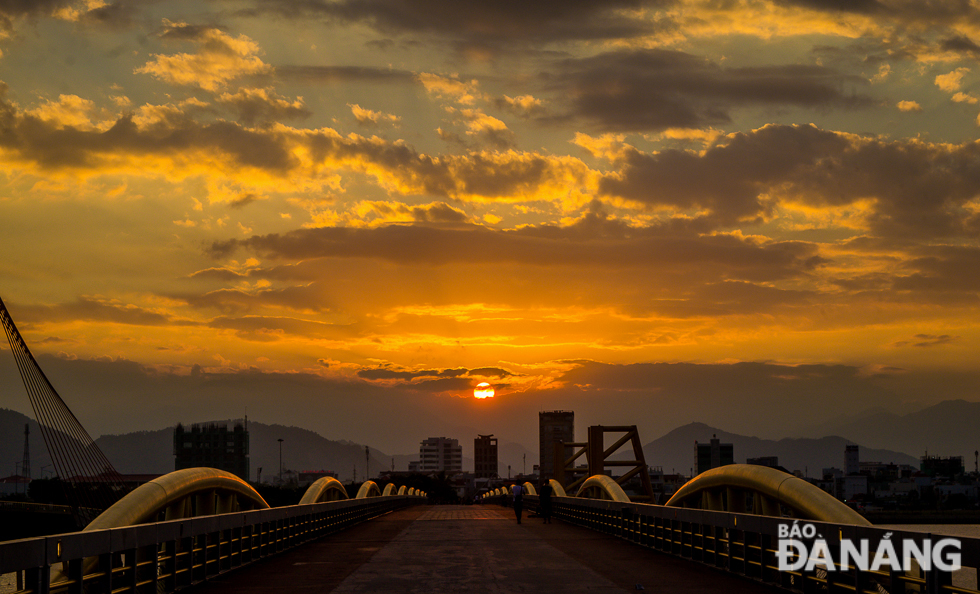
[84,468,270,531]
[299,477,350,504]
[664,464,870,525]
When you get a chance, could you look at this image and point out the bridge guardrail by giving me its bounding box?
[0,495,424,594]
[512,494,980,594]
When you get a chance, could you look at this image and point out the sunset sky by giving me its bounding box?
[3,0,980,461]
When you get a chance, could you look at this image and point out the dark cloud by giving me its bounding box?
[77,2,137,29]
[774,0,884,14]
[228,194,259,208]
[207,216,822,285]
[893,246,980,292]
[249,0,666,51]
[16,297,181,327]
[893,334,958,348]
[188,268,248,281]
[551,49,873,132]
[598,124,850,222]
[940,35,980,56]
[599,124,980,237]
[0,86,296,171]
[206,315,351,341]
[276,65,416,84]
[157,22,221,41]
[181,284,332,315]
[0,0,73,28]
[357,367,471,380]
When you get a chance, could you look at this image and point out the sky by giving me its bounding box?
[3,0,980,462]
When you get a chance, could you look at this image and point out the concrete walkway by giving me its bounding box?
[194,505,789,593]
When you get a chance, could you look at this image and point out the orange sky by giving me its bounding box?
[2,0,980,459]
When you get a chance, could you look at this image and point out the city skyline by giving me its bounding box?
[2,2,980,455]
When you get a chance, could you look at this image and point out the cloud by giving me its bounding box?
[252,0,661,54]
[550,48,875,132]
[496,95,546,118]
[136,20,273,91]
[217,88,311,125]
[276,65,416,84]
[418,73,483,105]
[348,103,400,127]
[897,100,922,112]
[893,334,958,348]
[54,0,137,29]
[17,296,181,326]
[206,216,823,289]
[594,124,980,239]
[935,67,970,93]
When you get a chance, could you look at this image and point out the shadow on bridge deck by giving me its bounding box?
[192,505,789,593]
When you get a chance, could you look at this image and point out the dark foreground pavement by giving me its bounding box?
[193,505,789,593]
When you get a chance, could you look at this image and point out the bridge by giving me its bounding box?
[2,463,979,593]
[3,298,980,592]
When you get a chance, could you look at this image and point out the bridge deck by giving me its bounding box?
[193,505,788,593]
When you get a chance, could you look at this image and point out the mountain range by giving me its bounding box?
[632,422,919,477]
[3,398,979,481]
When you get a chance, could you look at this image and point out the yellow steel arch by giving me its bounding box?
[523,482,537,496]
[299,477,349,504]
[575,474,631,502]
[356,480,382,498]
[85,468,269,531]
[665,464,871,525]
[397,485,408,496]
[548,479,566,497]
[382,483,398,496]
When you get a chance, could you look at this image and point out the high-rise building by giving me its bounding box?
[695,434,734,475]
[845,444,860,475]
[174,421,250,481]
[539,411,574,480]
[474,434,498,478]
[418,437,462,473]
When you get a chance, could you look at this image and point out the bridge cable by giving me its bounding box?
[0,295,126,527]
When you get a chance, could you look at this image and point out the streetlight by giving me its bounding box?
[278,438,284,485]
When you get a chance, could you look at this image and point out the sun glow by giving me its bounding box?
[474,382,495,399]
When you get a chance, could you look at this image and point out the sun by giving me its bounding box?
[474,382,495,399]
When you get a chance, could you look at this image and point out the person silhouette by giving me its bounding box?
[512,482,524,524]
[539,480,553,523]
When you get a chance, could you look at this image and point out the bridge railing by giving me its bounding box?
[522,494,980,594]
[0,495,423,594]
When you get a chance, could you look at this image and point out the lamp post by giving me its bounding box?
[278,438,284,485]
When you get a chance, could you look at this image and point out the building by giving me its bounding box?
[539,411,574,480]
[418,437,462,473]
[474,434,498,478]
[845,444,860,475]
[695,435,734,475]
[173,421,250,481]
[920,455,965,478]
[747,456,779,468]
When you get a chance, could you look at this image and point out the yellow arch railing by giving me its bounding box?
[382,483,398,496]
[356,480,382,499]
[85,468,269,531]
[575,474,631,502]
[299,477,349,504]
[397,485,408,495]
[548,479,566,497]
[522,482,537,496]
[665,464,871,525]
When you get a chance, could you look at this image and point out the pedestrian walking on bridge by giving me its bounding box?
[512,483,524,524]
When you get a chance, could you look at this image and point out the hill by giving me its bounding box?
[637,422,920,476]
[806,399,980,463]
[0,408,50,478]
